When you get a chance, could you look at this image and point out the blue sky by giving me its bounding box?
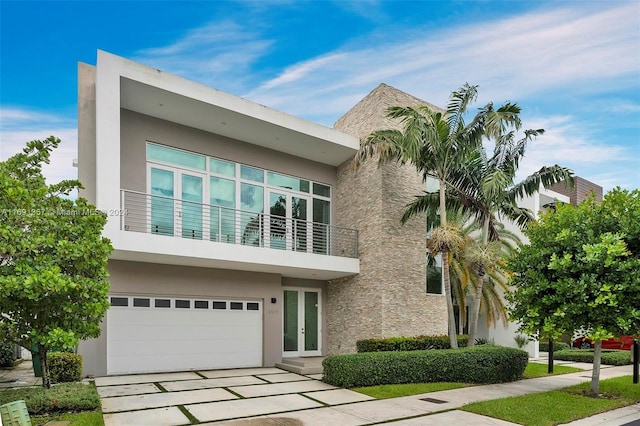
[1,0,639,192]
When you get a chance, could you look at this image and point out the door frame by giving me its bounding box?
[147,164,208,239]
[282,287,322,358]
[266,190,311,252]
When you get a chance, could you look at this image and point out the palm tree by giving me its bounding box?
[354,83,523,348]
[438,208,520,335]
[451,131,574,345]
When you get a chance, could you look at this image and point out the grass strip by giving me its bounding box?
[462,375,640,426]
[30,411,104,426]
[523,363,583,378]
[352,382,469,399]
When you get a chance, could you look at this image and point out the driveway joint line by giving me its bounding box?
[222,386,246,399]
[154,382,168,392]
[177,404,200,424]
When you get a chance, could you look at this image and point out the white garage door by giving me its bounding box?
[107,295,262,375]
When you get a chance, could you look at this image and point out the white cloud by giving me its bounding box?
[0,107,78,186]
[243,2,639,126]
[515,115,637,192]
[134,20,274,95]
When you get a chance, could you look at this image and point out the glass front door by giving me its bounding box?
[283,288,321,357]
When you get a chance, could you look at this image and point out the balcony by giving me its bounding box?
[120,190,358,260]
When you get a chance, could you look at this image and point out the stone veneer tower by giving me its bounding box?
[326,83,448,354]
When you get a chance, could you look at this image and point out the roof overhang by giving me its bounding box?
[101,50,358,166]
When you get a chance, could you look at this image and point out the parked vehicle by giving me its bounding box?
[573,336,634,350]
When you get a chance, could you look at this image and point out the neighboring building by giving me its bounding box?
[549,176,603,205]
[478,179,603,356]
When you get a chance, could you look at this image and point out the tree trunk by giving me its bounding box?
[39,343,51,389]
[442,250,458,349]
[590,340,602,397]
[439,179,458,349]
[468,219,491,347]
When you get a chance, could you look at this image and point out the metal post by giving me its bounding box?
[633,339,639,384]
[548,339,554,374]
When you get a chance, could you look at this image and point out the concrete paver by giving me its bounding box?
[332,399,434,424]
[387,410,520,425]
[101,387,237,413]
[97,383,161,398]
[257,372,312,383]
[229,380,335,398]
[103,406,189,426]
[185,394,324,422]
[199,367,285,378]
[268,406,370,426]
[199,416,280,425]
[303,389,375,405]
[306,374,323,380]
[95,371,201,386]
[161,375,266,391]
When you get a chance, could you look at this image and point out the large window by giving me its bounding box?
[146,142,332,249]
[426,253,443,294]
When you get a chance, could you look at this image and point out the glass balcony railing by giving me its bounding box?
[120,190,358,259]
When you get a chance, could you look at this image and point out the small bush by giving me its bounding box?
[323,345,528,388]
[0,382,100,415]
[48,352,82,383]
[539,341,570,352]
[0,341,16,367]
[554,349,631,366]
[357,335,469,352]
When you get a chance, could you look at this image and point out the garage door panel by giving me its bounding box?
[107,296,262,375]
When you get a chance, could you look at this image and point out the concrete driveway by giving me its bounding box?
[96,367,375,425]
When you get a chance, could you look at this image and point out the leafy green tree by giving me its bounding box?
[506,188,640,396]
[355,83,525,347]
[0,136,113,388]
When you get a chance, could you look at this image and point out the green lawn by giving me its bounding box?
[523,362,583,378]
[351,362,582,399]
[352,382,470,399]
[462,376,640,426]
[30,411,104,426]
[0,382,103,425]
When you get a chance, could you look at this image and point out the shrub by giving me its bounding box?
[554,349,631,366]
[48,352,82,383]
[0,382,100,415]
[323,345,528,388]
[356,335,469,352]
[539,341,570,352]
[0,341,16,367]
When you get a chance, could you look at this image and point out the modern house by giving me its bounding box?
[77,50,599,377]
[77,51,448,377]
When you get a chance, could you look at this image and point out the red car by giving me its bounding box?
[573,336,634,350]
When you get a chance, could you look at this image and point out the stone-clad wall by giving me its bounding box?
[326,82,449,355]
[327,156,447,354]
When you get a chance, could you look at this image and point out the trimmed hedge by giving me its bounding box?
[323,345,528,388]
[357,335,469,352]
[554,349,631,366]
[539,341,570,352]
[0,341,16,367]
[48,352,83,383]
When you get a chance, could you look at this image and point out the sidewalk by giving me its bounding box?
[0,360,40,388]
